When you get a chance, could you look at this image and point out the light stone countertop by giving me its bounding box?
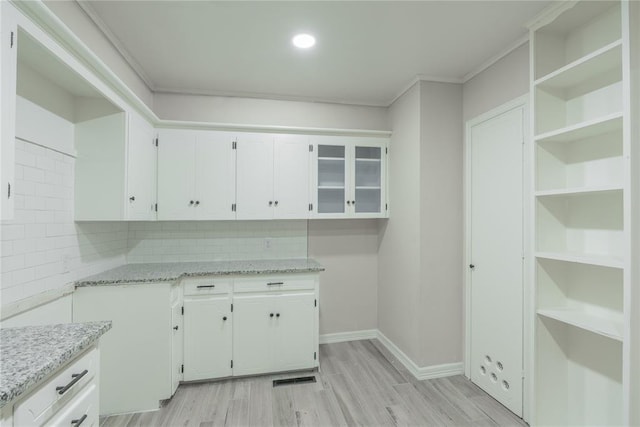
[0,321,112,409]
[75,259,324,287]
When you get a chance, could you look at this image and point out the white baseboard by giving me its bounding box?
[319,329,378,344]
[320,328,463,381]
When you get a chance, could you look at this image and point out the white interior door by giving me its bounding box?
[273,135,310,219]
[469,105,524,417]
[236,134,274,219]
[195,131,236,220]
[157,129,196,220]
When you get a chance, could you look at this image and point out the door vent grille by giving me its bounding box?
[272,376,316,387]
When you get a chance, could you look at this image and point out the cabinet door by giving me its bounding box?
[273,135,310,219]
[352,144,385,216]
[157,129,196,220]
[315,143,347,216]
[194,131,236,220]
[0,4,17,220]
[273,293,316,372]
[170,299,183,395]
[236,134,274,219]
[127,113,157,220]
[183,295,232,381]
[232,294,275,376]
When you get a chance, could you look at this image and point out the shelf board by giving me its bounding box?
[355,158,381,162]
[535,252,624,269]
[535,112,623,143]
[318,185,345,190]
[318,157,345,161]
[535,185,623,198]
[537,308,623,342]
[355,186,381,190]
[534,40,622,91]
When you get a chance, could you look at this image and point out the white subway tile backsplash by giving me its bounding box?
[1,140,128,306]
[126,220,308,263]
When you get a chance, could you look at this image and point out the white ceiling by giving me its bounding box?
[80,1,553,107]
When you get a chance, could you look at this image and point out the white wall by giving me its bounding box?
[308,219,379,335]
[154,93,390,131]
[378,83,422,362]
[127,220,307,263]
[463,43,529,123]
[418,81,463,367]
[42,0,154,109]
[378,81,464,369]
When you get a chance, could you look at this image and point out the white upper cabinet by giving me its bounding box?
[126,112,157,220]
[157,129,236,220]
[1,3,17,220]
[236,133,311,220]
[236,133,275,220]
[312,136,388,218]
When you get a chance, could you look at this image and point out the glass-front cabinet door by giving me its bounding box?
[313,138,388,218]
[354,146,382,214]
[317,144,346,214]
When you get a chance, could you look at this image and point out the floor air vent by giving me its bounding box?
[272,376,316,387]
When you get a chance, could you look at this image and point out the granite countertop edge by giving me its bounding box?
[0,321,112,409]
[75,259,325,287]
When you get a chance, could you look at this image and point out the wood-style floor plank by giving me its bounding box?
[101,339,527,427]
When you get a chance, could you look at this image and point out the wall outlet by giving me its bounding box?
[264,238,272,250]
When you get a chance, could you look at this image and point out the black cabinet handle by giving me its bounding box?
[346,201,351,205]
[469,264,475,270]
[195,200,200,205]
[274,200,279,206]
[189,200,194,205]
[267,282,284,286]
[276,313,280,318]
[129,196,135,202]
[352,200,355,204]
[173,325,179,330]
[56,369,88,395]
[196,285,215,289]
[270,313,274,317]
[223,316,227,321]
[269,201,273,206]
[71,414,88,426]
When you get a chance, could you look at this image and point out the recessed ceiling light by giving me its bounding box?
[292,33,316,49]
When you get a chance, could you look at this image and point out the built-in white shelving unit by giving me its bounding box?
[530,1,638,424]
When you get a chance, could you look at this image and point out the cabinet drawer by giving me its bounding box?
[183,277,232,296]
[13,346,97,426]
[234,276,315,293]
[47,383,98,427]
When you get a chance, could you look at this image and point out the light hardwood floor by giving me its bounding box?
[100,339,527,426]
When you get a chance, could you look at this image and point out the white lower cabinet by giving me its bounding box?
[170,295,184,395]
[73,283,180,415]
[12,346,99,427]
[183,294,233,381]
[233,292,316,376]
[182,273,319,382]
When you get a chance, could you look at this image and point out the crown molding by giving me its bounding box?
[75,0,156,92]
[154,86,389,108]
[462,33,529,83]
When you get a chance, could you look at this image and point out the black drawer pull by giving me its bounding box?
[71,414,87,426]
[196,285,215,289]
[56,370,88,395]
[267,282,284,286]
